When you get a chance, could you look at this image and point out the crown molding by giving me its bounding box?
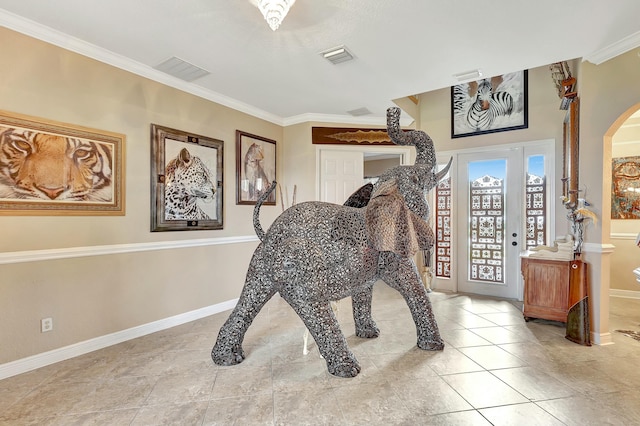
[1,10,409,128]
[0,9,285,125]
[283,112,414,127]
[0,10,412,128]
[584,30,640,65]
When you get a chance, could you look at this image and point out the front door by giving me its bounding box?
[455,149,526,299]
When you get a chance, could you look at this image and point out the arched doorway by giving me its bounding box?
[604,103,640,335]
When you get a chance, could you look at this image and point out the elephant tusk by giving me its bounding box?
[435,157,453,182]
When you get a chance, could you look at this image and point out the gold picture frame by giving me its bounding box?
[0,110,125,215]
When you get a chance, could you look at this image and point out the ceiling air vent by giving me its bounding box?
[347,107,372,116]
[453,69,483,82]
[154,57,210,82]
[321,45,354,65]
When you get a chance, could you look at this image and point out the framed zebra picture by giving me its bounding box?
[150,124,223,232]
[235,130,276,206]
[451,70,528,138]
[0,109,125,215]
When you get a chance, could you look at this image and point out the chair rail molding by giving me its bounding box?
[0,235,259,265]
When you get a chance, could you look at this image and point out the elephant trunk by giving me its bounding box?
[386,107,436,169]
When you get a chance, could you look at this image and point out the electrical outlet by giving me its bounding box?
[41,317,53,333]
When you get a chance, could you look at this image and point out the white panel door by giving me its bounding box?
[320,150,364,204]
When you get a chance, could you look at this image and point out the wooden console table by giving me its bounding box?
[521,257,582,322]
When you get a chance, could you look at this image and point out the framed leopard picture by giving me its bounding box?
[151,124,223,231]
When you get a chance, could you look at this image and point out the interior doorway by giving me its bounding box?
[316,145,411,203]
[607,106,640,300]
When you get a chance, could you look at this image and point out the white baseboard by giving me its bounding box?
[592,331,614,345]
[0,298,238,380]
[610,289,640,299]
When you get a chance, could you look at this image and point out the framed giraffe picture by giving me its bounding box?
[235,130,276,206]
[451,70,528,138]
[150,124,223,232]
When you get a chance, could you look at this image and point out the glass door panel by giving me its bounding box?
[457,149,521,299]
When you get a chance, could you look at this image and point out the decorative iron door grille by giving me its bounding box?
[469,175,504,283]
[435,177,451,278]
[525,173,546,249]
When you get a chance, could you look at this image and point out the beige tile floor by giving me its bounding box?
[2,284,640,425]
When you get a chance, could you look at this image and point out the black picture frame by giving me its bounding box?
[235,130,276,205]
[451,70,528,138]
[150,124,223,231]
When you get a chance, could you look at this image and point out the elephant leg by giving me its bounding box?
[352,284,380,338]
[211,251,276,366]
[285,296,361,378]
[379,252,444,351]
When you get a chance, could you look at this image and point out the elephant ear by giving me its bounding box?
[365,179,434,257]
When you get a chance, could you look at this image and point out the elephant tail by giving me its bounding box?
[253,181,278,241]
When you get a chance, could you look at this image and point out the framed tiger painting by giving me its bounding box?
[151,124,224,232]
[0,110,125,215]
[451,70,528,138]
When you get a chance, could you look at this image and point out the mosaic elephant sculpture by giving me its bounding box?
[212,107,451,377]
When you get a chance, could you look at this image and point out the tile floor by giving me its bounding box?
[2,284,640,425]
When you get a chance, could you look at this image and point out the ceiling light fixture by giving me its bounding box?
[256,0,296,31]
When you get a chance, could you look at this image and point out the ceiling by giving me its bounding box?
[1,0,640,126]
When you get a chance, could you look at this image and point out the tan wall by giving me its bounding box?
[281,123,317,204]
[574,48,640,337]
[280,122,400,205]
[364,158,401,178]
[580,49,640,245]
[417,65,569,234]
[609,238,640,292]
[0,28,282,363]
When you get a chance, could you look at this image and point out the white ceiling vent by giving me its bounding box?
[347,107,372,116]
[154,57,210,82]
[453,69,483,82]
[321,45,354,65]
